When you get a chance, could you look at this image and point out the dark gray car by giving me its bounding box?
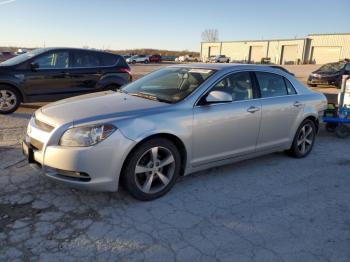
[0,48,132,114]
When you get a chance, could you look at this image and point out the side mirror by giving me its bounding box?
[30,62,39,70]
[205,90,232,103]
[345,64,350,72]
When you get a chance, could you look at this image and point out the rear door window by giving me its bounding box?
[99,53,117,66]
[284,78,297,95]
[255,72,288,98]
[72,51,100,68]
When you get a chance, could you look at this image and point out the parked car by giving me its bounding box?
[22,64,327,200]
[161,55,177,61]
[16,48,28,55]
[126,55,150,64]
[178,55,199,62]
[208,55,230,63]
[307,61,350,89]
[149,54,162,63]
[0,47,131,114]
[122,55,132,60]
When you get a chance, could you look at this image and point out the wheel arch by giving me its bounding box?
[303,115,319,133]
[98,74,128,90]
[0,82,25,102]
[120,133,188,182]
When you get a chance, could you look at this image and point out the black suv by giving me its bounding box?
[0,48,132,114]
[307,60,350,89]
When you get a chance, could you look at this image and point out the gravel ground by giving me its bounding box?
[0,64,349,261]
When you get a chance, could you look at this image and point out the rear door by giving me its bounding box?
[254,71,303,151]
[24,50,73,101]
[192,71,261,166]
[69,51,103,94]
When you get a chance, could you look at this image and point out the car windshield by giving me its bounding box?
[318,62,346,72]
[0,48,46,66]
[122,67,216,103]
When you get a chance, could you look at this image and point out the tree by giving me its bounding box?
[201,29,219,42]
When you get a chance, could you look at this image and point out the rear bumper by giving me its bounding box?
[23,130,136,192]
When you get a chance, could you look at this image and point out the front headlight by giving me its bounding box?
[59,124,116,147]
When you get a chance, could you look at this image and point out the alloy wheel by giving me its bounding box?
[134,146,175,194]
[296,123,314,155]
[0,89,17,111]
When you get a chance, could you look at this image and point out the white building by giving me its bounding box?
[201,33,350,65]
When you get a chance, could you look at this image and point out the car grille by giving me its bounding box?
[34,118,54,132]
[30,137,44,151]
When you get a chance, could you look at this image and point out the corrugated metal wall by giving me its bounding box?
[201,34,350,65]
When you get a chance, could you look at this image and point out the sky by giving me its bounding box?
[0,0,349,51]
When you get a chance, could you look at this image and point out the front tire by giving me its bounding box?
[0,85,21,114]
[144,60,149,64]
[122,138,181,201]
[287,119,316,158]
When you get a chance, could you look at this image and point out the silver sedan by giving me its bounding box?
[23,64,327,200]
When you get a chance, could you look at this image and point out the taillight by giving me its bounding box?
[119,67,132,81]
[119,67,131,75]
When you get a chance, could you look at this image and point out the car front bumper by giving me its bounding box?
[23,128,136,192]
[307,75,339,86]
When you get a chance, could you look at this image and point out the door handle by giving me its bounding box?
[247,106,260,113]
[293,101,303,107]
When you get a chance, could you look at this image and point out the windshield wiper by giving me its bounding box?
[128,92,172,103]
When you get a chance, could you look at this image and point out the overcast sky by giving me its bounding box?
[0,0,349,51]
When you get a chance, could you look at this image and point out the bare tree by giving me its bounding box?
[201,29,219,42]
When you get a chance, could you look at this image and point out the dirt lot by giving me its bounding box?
[1,64,349,261]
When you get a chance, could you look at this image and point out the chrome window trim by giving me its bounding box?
[194,69,300,107]
[254,70,299,97]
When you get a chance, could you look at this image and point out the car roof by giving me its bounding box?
[171,63,287,72]
[32,47,118,56]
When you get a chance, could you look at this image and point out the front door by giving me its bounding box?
[24,50,72,101]
[192,71,261,166]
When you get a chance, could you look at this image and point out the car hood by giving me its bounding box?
[312,69,340,76]
[38,91,169,126]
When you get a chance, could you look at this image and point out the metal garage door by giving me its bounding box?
[281,45,298,65]
[249,46,263,63]
[311,46,341,64]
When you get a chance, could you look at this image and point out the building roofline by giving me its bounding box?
[201,38,307,44]
[308,33,350,36]
[201,33,350,44]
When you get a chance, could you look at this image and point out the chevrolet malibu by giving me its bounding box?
[23,64,327,200]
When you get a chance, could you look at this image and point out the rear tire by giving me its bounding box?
[122,138,181,201]
[0,85,21,114]
[335,124,350,138]
[335,80,342,89]
[287,119,316,158]
[105,84,121,92]
[144,60,149,64]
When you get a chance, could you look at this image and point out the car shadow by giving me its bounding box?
[9,112,32,120]
[20,104,43,109]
